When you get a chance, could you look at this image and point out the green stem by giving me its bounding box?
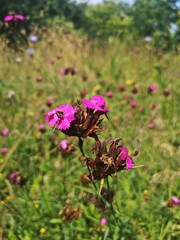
[106,177,121,227]
[78,137,98,191]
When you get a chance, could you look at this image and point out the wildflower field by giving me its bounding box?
[0,28,180,240]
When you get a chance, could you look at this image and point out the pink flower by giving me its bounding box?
[9,172,16,180]
[38,124,46,133]
[100,218,107,225]
[56,54,61,59]
[118,146,134,170]
[60,140,68,150]
[149,103,156,109]
[46,97,54,107]
[49,58,55,64]
[162,90,172,96]
[148,123,154,129]
[106,91,113,98]
[45,104,75,131]
[172,196,180,205]
[126,156,134,170]
[119,146,128,160]
[1,148,9,154]
[1,128,9,137]
[82,96,109,113]
[130,101,137,108]
[4,14,25,22]
[119,86,126,92]
[61,68,68,76]
[36,76,43,81]
[148,85,157,93]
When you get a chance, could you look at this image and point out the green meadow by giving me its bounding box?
[0,29,179,240]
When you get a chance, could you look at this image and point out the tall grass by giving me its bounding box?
[0,29,179,240]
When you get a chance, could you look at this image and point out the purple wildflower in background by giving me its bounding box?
[148,123,154,129]
[60,140,68,150]
[144,36,151,42]
[61,68,68,76]
[149,103,156,109]
[26,48,34,56]
[1,128,9,137]
[28,35,38,43]
[82,95,109,113]
[49,58,55,64]
[38,124,46,133]
[100,218,107,225]
[172,196,180,205]
[4,14,25,22]
[130,101,137,108]
[148,85,157,93]
[45,104,75,131]
[46,97,54,107]
[106,91,113,98]
[1,148,9,154]
[36,76,43,81]
[56,54,61,59]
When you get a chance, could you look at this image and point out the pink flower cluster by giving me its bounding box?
[45,104,75,131]
[4,14,25,22]
[45,96,109,139]
[45,95,137,181]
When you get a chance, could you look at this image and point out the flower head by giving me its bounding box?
[1,128,9,137]
[1,148,9,154]
[9,171,25,185]
[38,124,46,133]
[148,85,157,93]
[84,139,137,180]
[45,104,75,131]
[36,76,43,81]
[82,95,109,113]
[130,101,137,108]
[60,140,68,150]
[28,35,38,43]
[26,48,34,56]
[172,196,180,205]
[100,218,107,225]
[144,36,151,42]
[4,14,25,22]
[106,91,113,98]
[46,97,54,107]
[148,123,154,129]
[59,139,75,156]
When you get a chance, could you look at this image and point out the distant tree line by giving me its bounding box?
[0,0,179,50]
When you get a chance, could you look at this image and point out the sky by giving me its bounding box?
[76,0,134,5]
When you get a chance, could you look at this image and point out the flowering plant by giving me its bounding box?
[45,95,138,182]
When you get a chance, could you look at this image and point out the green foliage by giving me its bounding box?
[83,0,132,40]
[0,29,179,239]
[132,0,180,49]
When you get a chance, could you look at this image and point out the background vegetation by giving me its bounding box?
[0,0,180,239]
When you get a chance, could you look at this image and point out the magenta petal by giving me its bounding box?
[82,95,109,113]
[126,156,133,170]
[91,96,105,107]
[63,104,76,117]
[172,196,180,205]
[82,99,95,109]
[58,118,70,130]
[45,112,58,127]
[119,152,127,161]
[15,15,25,20]
[60,140,68,150]
[4,15,14,21]
[120,146,128,155]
